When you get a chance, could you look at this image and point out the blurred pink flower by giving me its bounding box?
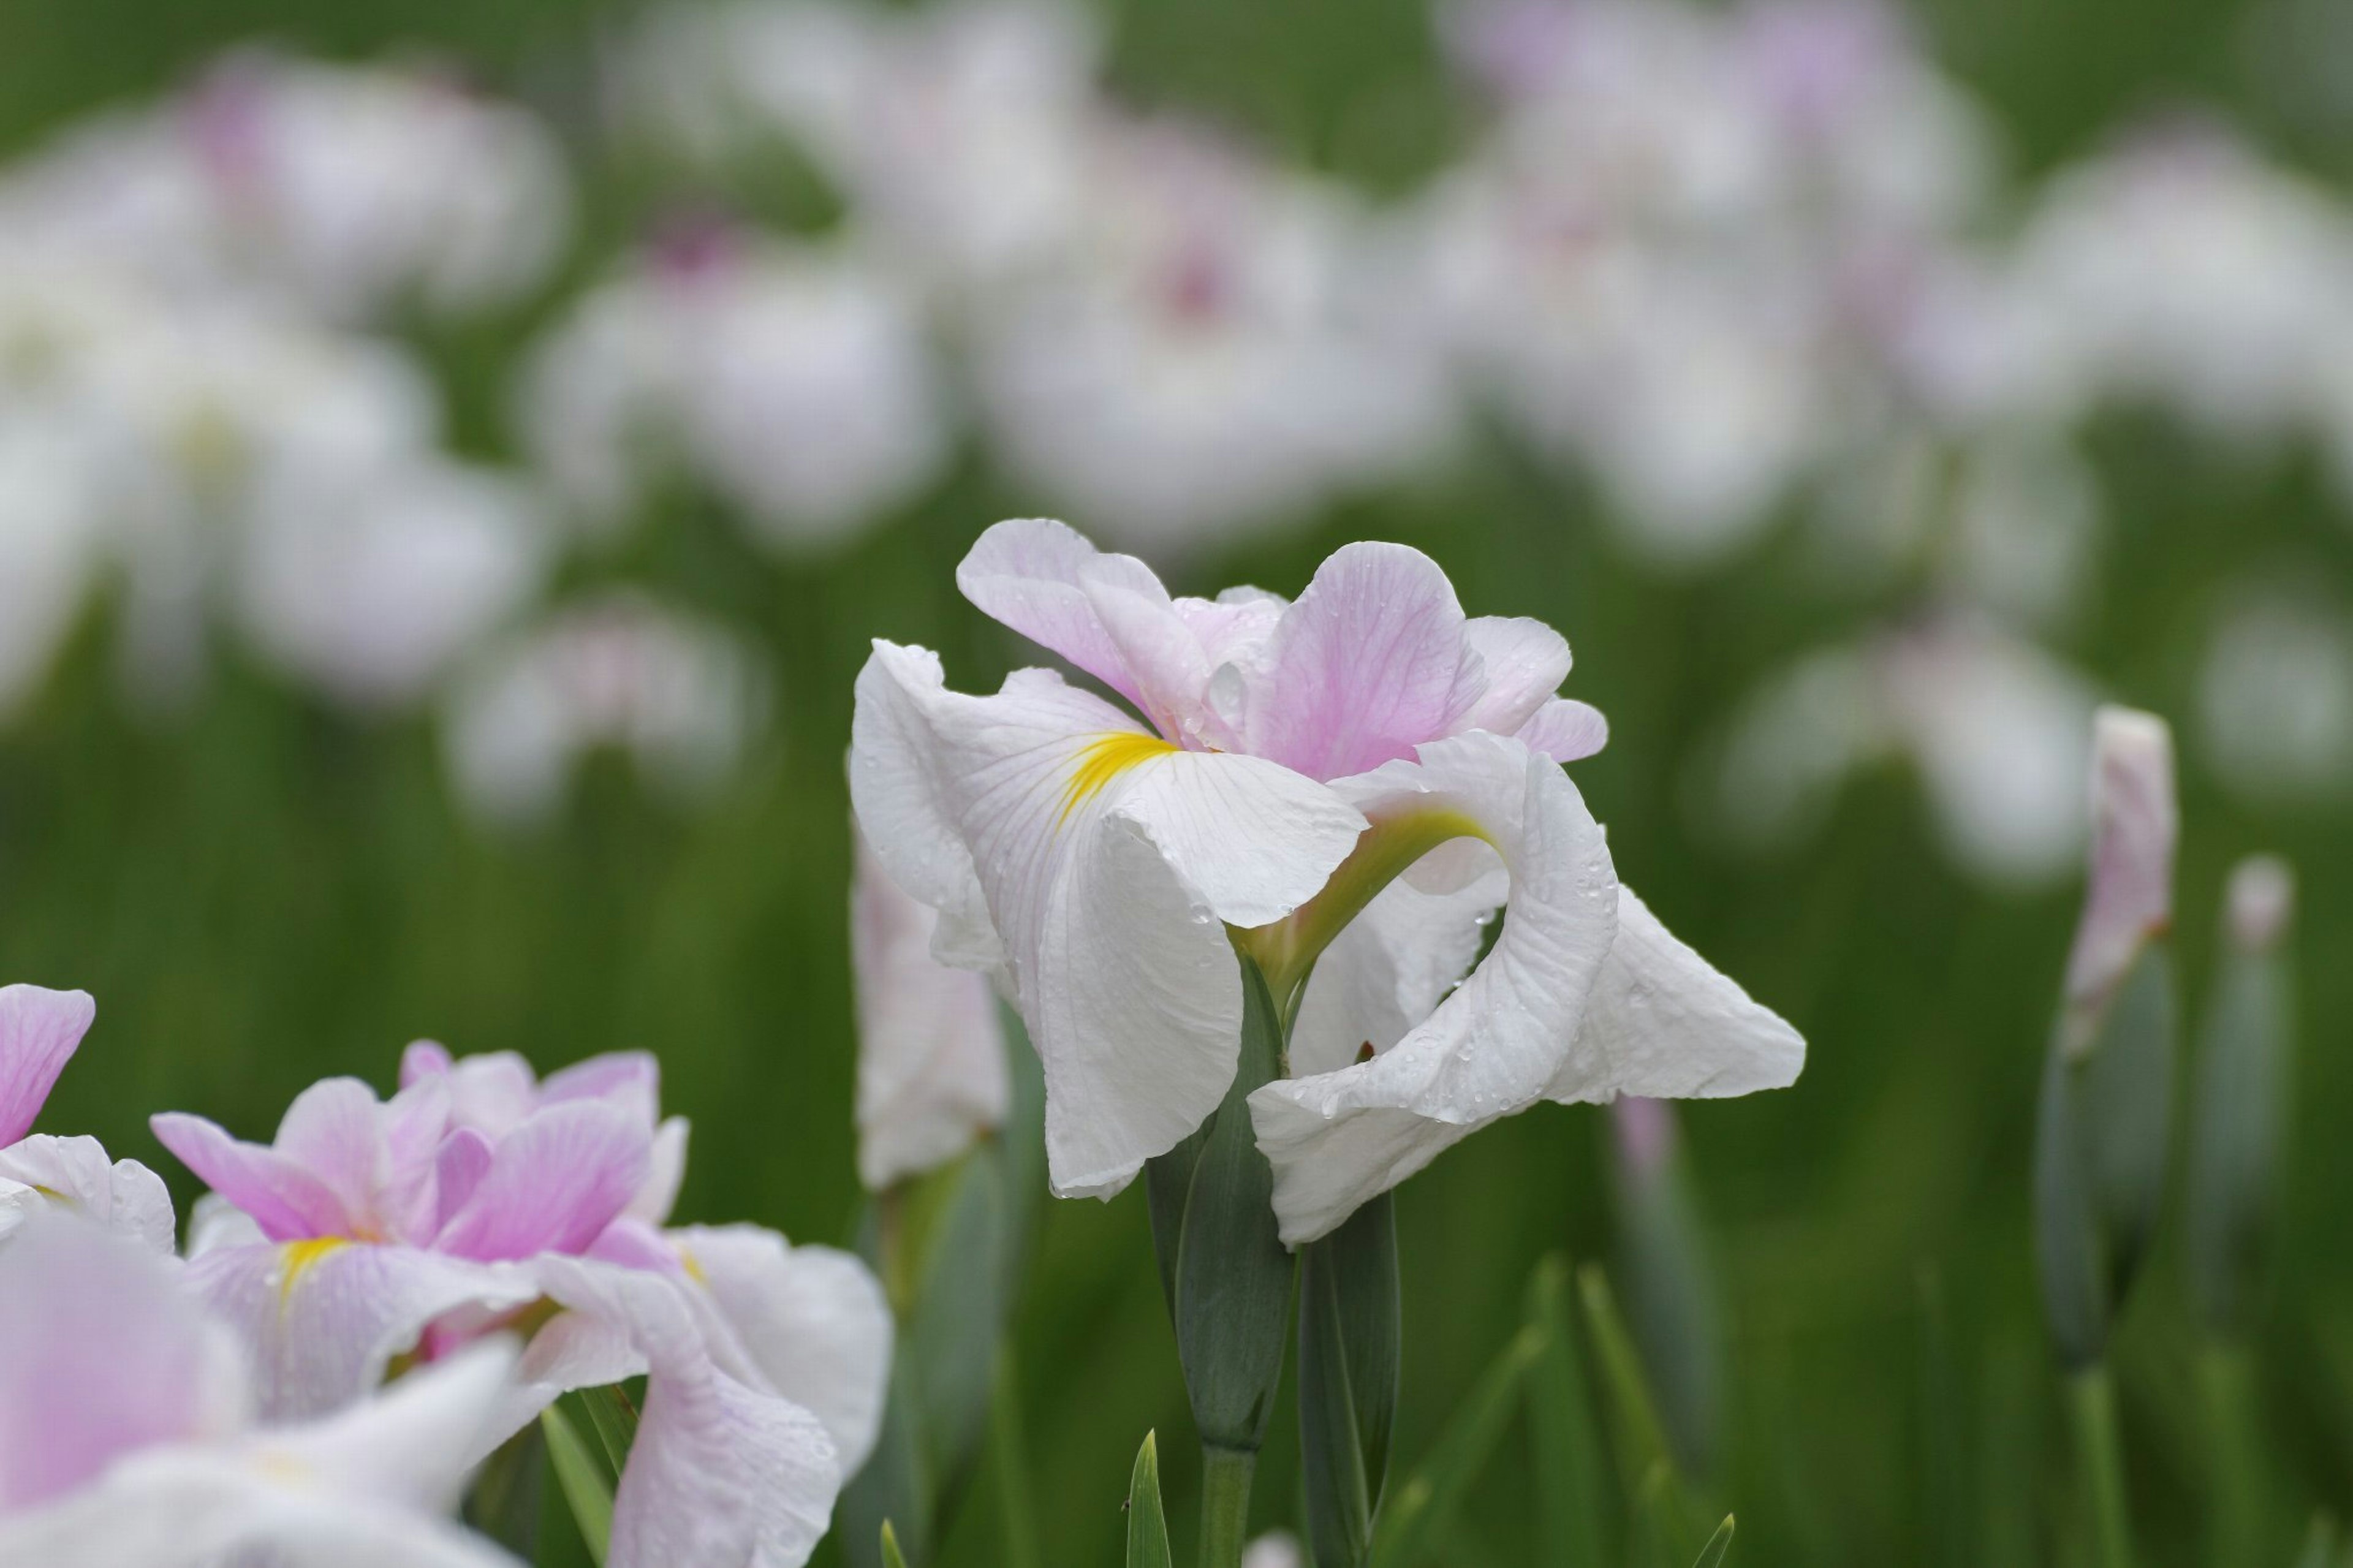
[0,985,175,1253]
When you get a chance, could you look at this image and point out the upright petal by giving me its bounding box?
[1252,732,1619,1245]
[629,1117,692,1224]
[852,830,1010,1190]
[0,1136,176,1254]
[271,1079,395,1241]
[434,1102,652,1262]
[151,1113,355,1242]
[539,1053,663,1129]
[954,518,1169,711]
[2063,706,2177,1025]
[184,1240,531,1420]
[0,985,95,1146]
[1250,543,1486,781]
[1542,887,1805,1105]
[532,1257,842,1568]
[1455,617,1572,738]
[672,1225,894,1473]
[853,642,1364,1196]
[1515,698,1611,763]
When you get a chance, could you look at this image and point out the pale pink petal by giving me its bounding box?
[1456,617,1572,737]
[0,1136,176,1254]
[852,830,1009,1190]
[531,1257,841,1568]
[0,1217,238,1511]
[628,1117,692,1224]
[1543,887,1805,1104]
[953,518,1167,710]
[1082,567,1216,743]
[0,985,95,1146]
[1252,732,1620,1246]
[433,1130,495,1232]
[151,1113,354,1242]
[244,1338,521,1515]
[434,1101,651,1262]
[1515,697,1610,763]
[673,1225,893,1472]
[271,1079,393,1240]
[398,1040,454,1089]
[2062,706,2177,1028]
[1250,543,1485,781]
[187,1193,268,1259]
[540,1053,662,1129]
[183,1241,531,1422]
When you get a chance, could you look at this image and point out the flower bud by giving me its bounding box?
[2186,857,2297,1337]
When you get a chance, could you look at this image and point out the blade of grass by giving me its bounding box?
[1368,1322,1546,1568]
[1126,1432,1175,1568]
[577,1384,639,1475]
[1691,1515,1735,1568]
[542,1399,615,1567]
[1575,1265,1677,1502]
[881,1521,913,1568]
[1526,1256,1609,1568]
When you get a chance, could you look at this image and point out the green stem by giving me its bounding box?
[1199,1444,1257,1568]
[2197,1343,2260,1568]
[991,1347,1044,1568]
[2067,1365,2134,1568]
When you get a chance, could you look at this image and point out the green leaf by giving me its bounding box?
[542,1400,615,1566]
[909,1146,1013,1477]
[2186,927,2292,1336]
[1691,1515,1735,1568]
[881,1520,912,1568]
[1300,1191,1401,1568]
[1525,1257,1609,1568]
[1170,953,1297,1452]
[1126,1432,1175,1568]
[1368,1322,1545,1568]
[460,1422,544,1558]
[837,1355,936,1568]
[1574,1265,1677,1497]
[578,1384,638,1474]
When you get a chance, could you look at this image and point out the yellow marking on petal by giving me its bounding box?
[1058,732,1178,822]
[679,1246,709,1287]
[278,1237,348,1306]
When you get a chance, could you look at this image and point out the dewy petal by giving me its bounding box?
[0,985,96,1146]
[954,517,1167,712]
[434,1101,653,1262]
[183,1240,532,1421]
[1249,543,1487,781]
[531,1257,842,1568]
[1287,868,1504,1079]
[672,1225,894,1474]
[1251,732,1619,1246]
[2063,706,2177,1023]
[852,829,1009,1191]
[852,642,1363,1197]
[1542,887,1805,1105]
[1456,617,1573,738]
[150,1113,355,1243]
[0,1135,176,1255]
[1515,698,1611,763]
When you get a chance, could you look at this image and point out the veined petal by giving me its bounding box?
[852,830,1009,1191]
[1250,543,1486,781]
[183,1241,532,1422]
[531,1257,842,1568]
[1287,870,1504,1079]
[540,1053,663,1129]
[0,1136,176,1254]
[1516,698,1610,763]
[629,1117,692,1224]
[854,642,1363,1195]
[1457,617,1573,738]
[0,985,94,1147]
[671,1226,893,1474]
[433,1101,651,1262]
[151,1113,354,1243]
[1542,887,1805,1105]
[272,1079,396,1241]
[1251,732,1619,1246]
[955,517,1169,712]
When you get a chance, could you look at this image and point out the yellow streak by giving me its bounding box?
[278,1237,349,1306]
[1057,732,1177,821]
[679,1246,710,1287]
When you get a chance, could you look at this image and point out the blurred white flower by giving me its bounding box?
[518,227,948,550]
[1240,1531,1303,1568]
[0,50,570,322]
[2196,583,2353,805]
[443,593,769,827]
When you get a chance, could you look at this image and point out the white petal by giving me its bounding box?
[673,1226,893,1472]
[2063,706,2177,1017]
[1457,616,1572,737]
[184,1241,533,1421]
[853,643,1362,1197]
[852,830,1009,1189]
[628,1117,692,1224]
[1287,871,1502,1079]
[1516,699,1610,763]
[0,1137,176,1254]
[188,1192,270,1258]
[243,1338,522,1514]
[1251,733,1618,1246]
[1543,887,1805,1105]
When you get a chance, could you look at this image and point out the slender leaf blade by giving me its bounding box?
[542,1401,615,1567]
[881,1521,912,1568]
[1368,1322,1545,1568]
[1692,1515,1735,1568]
[1127,1432,1175,1568]
[1526,1256,1609,1568]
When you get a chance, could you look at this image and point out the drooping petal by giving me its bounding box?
[0,985,95,1146]
[1516,698,1611,763]
[1542,887,1805,1105]
[1251,732,1619,1246]
[2063,706,2177,1023]
[243,1338,520,1515]
[672,1225,893,1472]
[150,1113,354,1243]
[852,830,1009,1191]
[434,1101,652,1262]
[853,641,1365,1197]
[1287,866,1505,1078]
[0,1216,243,1512]
[0,1135,176,1254]
[1249,543,1486,781]
[531,1257,842,1568]
[1456,616,1572,738]
[183,1240,532,1421]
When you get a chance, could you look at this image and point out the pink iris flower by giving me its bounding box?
[0,985,174,1252]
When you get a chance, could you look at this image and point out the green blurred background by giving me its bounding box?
[2,1,2349,1564]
